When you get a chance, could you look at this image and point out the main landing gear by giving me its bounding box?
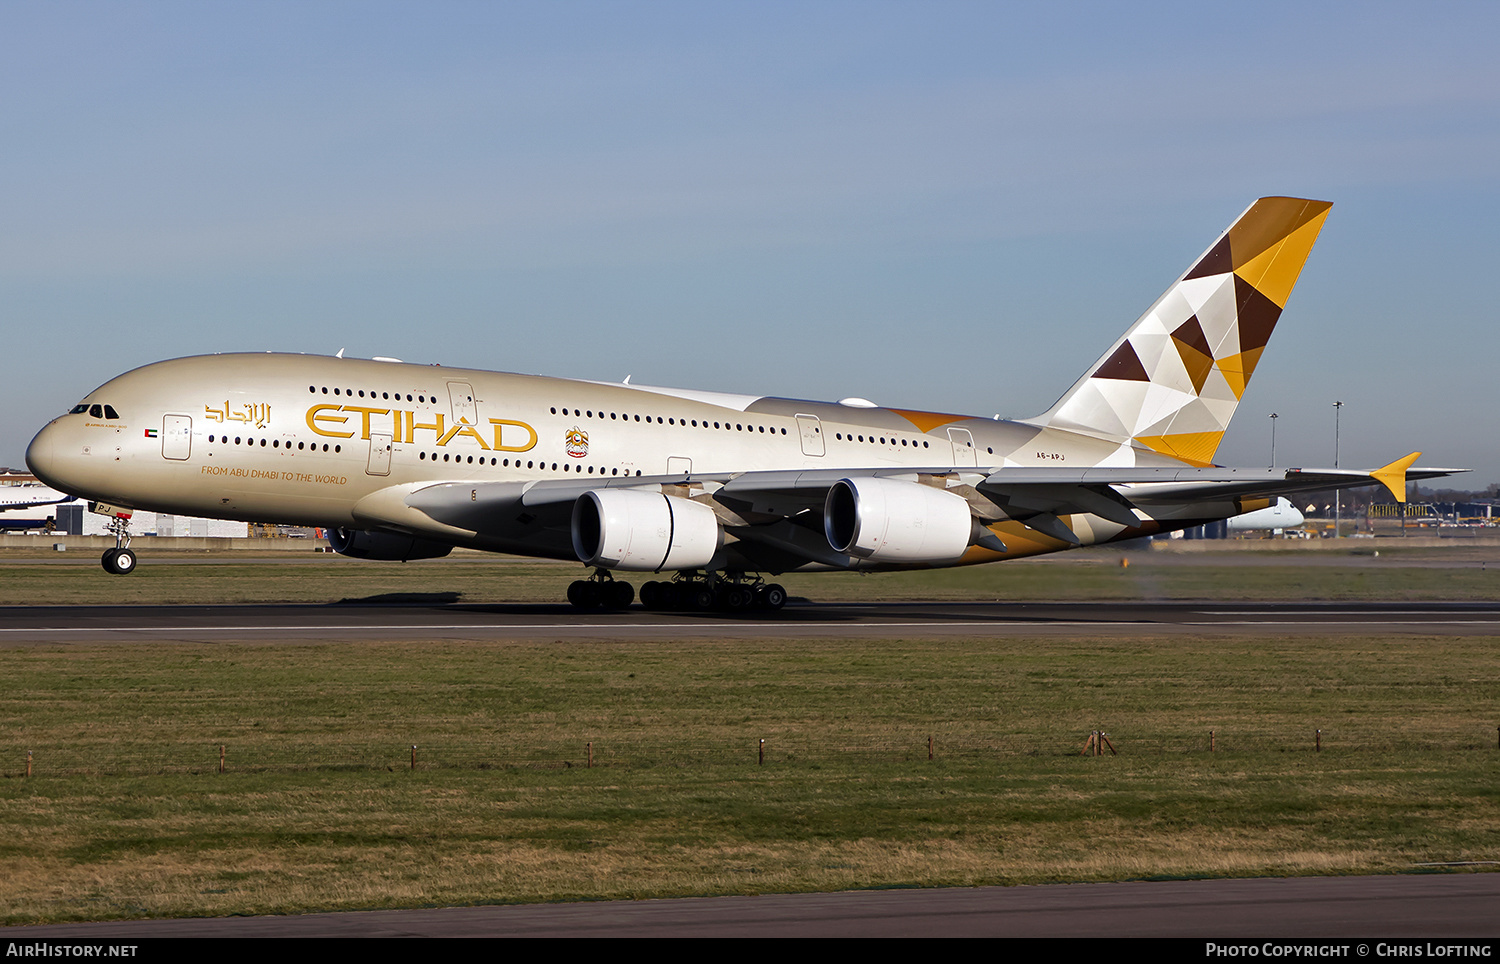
[101,517,136,575]
[566,570,635,610]
[567,570,787,612]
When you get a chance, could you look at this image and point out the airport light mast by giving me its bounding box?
[1333,401,1344,539]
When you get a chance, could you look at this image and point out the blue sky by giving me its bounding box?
[4,1,1497,483]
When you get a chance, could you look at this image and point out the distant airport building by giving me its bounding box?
[51,504,249,538]
[3,468,249,537]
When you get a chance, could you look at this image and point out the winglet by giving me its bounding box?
[1370,452,1420,503]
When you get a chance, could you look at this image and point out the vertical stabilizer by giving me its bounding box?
[1034,197,1332,465]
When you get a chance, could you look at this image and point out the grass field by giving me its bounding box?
[3,628,1498,923]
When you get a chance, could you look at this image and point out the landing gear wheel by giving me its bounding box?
[759,583,787,611]
[567,579,601,609]
[102,548,137,575]
[604,580,635,610]
[725,586,753,610]
[570,573,633,610]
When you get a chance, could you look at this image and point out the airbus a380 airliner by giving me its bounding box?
[26,198,1461,609]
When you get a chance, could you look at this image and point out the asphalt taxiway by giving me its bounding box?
[3,598,1500,643]
[7,874,1499,938]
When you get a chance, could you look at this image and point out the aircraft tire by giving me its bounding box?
[759,583,787,611]
[113,549,137,575]
[689,586,715,611]
[101,548,118,574]
[568,580,601,609]
[605,580,634,610]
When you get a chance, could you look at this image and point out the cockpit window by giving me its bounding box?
[103,405,120,420]
[89,405,103,418]
[70,404,88,415]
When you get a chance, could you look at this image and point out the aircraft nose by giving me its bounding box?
[26,420,67,492]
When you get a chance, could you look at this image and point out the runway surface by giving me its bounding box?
[8,874,1498,937]
[4,599,1500,642]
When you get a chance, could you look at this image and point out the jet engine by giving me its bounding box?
[824,476,974,564]
[572,489,722,572]
[326,527,454,561]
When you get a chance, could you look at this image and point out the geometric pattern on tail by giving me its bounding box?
[1038,197,1332,466]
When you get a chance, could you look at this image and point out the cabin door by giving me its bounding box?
[448,381,478,426]
[795,415,825,457]
[161,415,192,460]
[366,433,393,476]
[946,427,977,467]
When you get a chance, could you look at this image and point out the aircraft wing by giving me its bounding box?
[970,454,1461,544]
[387,452,1462,559]
[981,454,1463,507]
[404,465,973,526]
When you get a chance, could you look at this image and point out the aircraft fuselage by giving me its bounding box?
[26,352,1191,566]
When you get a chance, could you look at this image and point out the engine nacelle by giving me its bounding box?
[824,476,974,565]
[326,527,454,561]
[572,489,722,572]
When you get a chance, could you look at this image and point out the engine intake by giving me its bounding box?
[824,476,974,564]
[573,489,722,572]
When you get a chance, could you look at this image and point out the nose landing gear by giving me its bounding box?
[101,516,136,575]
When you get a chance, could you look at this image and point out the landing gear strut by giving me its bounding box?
[101,517,136,575]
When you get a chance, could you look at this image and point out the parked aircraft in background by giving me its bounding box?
[1226,496,1305,533]
[0,482,75,531]
[26,197,1461,604]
